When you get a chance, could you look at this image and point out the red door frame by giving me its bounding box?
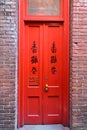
[18,0,70,128]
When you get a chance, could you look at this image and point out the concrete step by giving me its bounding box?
[18,124,70,130]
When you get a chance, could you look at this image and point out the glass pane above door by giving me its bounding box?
[28,0,60,16]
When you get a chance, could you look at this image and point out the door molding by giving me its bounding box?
[18,0,69,127]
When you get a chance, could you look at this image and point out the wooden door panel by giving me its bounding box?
[28,25,41,86]
[47,24,62,86]
[43,23,63,124]
[45,96,61,123]
[24,23,43,124]
[26,96,41,124]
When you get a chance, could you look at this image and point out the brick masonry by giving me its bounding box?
[70,0,87,130]
[0,0,18,130]
[0,0,87,130]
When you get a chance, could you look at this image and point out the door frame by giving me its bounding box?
[18,0,70,128]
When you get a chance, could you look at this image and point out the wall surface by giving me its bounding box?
[70,0,87,130]
[0,0,87,130]
[0,0,17,130]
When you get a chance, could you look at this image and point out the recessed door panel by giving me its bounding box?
[29,25,40,86]
[24,22,63,124]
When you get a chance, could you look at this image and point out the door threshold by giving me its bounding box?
[17,124,70,130]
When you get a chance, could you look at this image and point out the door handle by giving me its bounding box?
[45,84,49,92]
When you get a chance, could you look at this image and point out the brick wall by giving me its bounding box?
[70,0,87,130]
[0,0,17,130]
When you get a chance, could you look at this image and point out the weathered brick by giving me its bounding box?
[0,0,17,129]
[70,0,87,129]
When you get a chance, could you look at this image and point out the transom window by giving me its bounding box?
[28,0,60,16]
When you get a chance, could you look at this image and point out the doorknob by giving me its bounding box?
[45,84,49,92]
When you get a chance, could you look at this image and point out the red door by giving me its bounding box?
[24,22,63,124]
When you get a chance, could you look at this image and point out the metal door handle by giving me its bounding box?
[45,84,49,92]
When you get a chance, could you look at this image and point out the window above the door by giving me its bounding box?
[24,0,64,21]
[28,0,60,16]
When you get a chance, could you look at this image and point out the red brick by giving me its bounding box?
[71,0,87,129]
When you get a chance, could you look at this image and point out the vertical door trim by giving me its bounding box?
[62,0,70,125]
[18,0,25,127]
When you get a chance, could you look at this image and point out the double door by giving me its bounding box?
[24,22,63,124]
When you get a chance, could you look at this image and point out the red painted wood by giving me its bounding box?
[62,0,70,126]
[18,0,70,127]
[18,0,25,127]
[23,23,63,124]
[43,23,63,124]
[23,16,64,22]
[24,23,43,124]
